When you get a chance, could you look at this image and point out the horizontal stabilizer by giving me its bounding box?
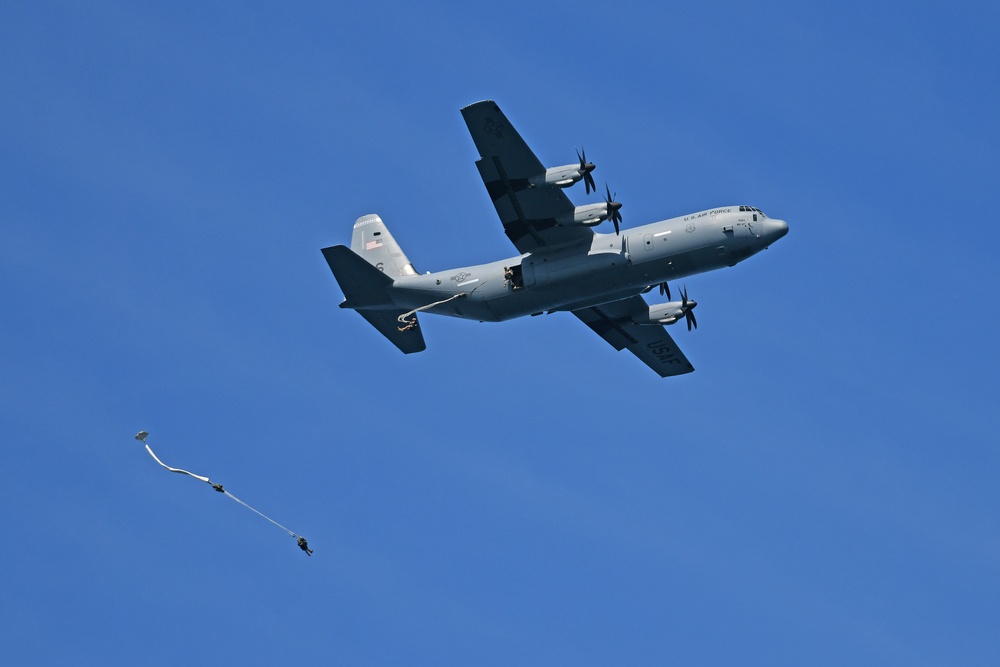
[357,308,426,354]
[322,244,426,354]
[322,245,393,309]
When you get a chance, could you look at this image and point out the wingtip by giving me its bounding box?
[461,99,497,113]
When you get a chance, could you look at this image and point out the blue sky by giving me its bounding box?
[2,1,998,664]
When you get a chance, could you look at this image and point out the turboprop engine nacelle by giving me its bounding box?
[632,302,687,325]
[556,203,611,227]
[529,164,586,188]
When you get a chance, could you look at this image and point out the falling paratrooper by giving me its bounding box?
[134,431,312,556]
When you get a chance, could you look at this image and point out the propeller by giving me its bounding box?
[604,184,623,235]
[681,285,698,331]
[576,148,597,194]
[658,282,671,300]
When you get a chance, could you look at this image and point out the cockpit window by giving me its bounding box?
[740,205,767,218]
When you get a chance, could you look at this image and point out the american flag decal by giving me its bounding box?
[366,240,383,251]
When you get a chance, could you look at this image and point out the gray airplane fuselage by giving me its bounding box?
[367,207,788,322]
[324,99,790,375]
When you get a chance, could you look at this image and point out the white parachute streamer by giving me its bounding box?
[141,440,212,483]
[134,431,310,552]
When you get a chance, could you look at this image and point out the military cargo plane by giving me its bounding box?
[322,100,788,377]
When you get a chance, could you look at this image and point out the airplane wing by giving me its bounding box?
[571,296,695,377]
[462,100,594,254]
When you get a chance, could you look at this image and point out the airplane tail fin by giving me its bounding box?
[350,214,418,277]
[321,242,426,354]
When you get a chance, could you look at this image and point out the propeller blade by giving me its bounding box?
[680,285,697,331]
[603,184,622,235]
[577,148,596,194]
[659,283,671,299]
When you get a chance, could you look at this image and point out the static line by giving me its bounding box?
[397,292,468,331]
[222,489,296,538]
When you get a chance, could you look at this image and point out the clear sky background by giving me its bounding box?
[2,2,998,665]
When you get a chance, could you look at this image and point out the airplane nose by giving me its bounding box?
[762,218,788,244]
